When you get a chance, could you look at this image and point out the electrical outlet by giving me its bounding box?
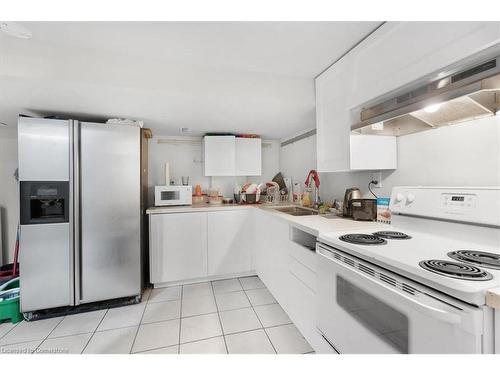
[372,171,382,188]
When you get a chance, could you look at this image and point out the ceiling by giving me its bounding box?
[0,21,381,139]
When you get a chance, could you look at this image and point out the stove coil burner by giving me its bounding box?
[419,260,493,281]
[372,231,412,240]
[448,250,500,270]
[339,234,387,245]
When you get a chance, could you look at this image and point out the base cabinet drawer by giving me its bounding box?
[289,256,316,293]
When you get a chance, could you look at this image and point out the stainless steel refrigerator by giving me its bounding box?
[18,117,141,315]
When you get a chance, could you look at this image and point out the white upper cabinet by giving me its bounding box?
[349,22,500,108]
[235,138,262,176]
[316,21,500,173]
[316,54,356,172]
[203,136,236,176]
[204,136,262,176]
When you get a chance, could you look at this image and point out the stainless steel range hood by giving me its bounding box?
[352,55,500,136]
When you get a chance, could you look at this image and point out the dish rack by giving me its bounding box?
[261,186,289,204]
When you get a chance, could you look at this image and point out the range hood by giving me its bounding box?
[352,55,500,136]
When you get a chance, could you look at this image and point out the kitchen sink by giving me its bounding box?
[273,206,319,216]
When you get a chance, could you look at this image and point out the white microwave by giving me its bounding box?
[155,186,192,206]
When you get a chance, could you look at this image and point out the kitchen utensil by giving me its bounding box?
[209,188,220,198]
[194,184,203,196]
[302,187,313,207]
[343,187,362,217]
[244,183,258,194]
[208,196,222,205]
[272,172,286,191]
[164,163,170,186]
[192,195,206,204]
[244,193,259,204]
[351,198,377,221]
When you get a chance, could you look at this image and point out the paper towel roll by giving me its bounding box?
[165,163,170,186]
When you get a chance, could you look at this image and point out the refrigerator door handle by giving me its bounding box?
[73,120,82,305]
[69,121,75,305]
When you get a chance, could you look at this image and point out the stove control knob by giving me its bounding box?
[395,193,404,202]
[406,193,415,204]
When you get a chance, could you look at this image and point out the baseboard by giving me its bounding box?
[152,270,257,288]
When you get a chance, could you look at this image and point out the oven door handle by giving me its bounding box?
[317,247,463,326]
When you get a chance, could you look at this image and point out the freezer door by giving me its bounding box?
[18,117,70,181]
[20,223,72,312]
[79,122,141,303]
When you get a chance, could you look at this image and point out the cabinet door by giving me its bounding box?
[207,210,252,275]
[315,55,355,172]
[203,136,236,176]
[350,22,500,108]
[235,138,262,176]
[149,212,207,283]
[254,209,290,309]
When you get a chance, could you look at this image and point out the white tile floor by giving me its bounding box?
[0,275,313,354]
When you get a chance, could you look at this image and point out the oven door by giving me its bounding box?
[316,243,485,354]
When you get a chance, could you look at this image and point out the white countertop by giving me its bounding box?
[146,203,386,236]
[146,203,254,214]
[257,206,387,236]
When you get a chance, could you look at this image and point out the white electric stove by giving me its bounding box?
[316,186,500,354]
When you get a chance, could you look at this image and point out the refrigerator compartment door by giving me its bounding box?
[18,117,70,181]
[19,223,71,312]
[79,122,141,303]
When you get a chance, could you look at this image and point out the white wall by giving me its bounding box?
[379,115,500,194]
[280,115,500,203]
[280,133,316,188]
[148,136,280,205]
[0,125,19,265]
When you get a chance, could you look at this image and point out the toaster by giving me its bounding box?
[351,199,377,221]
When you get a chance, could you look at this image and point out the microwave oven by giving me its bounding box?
[155,185,192,206]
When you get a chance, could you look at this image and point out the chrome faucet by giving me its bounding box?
[305,170,321,208]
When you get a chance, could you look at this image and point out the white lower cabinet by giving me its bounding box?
[149,207,335,352]
[149,208,253,286]
[149,212,208,284]
[254,209,291,310]
[207,210,253,276]
[254,210,335,353]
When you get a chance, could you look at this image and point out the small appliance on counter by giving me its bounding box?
[155,185,192,206]
[342,187,362,217]
[351,199,377,221]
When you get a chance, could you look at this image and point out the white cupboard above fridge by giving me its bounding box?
[203,135,262,176]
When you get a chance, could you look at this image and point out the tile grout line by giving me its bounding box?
[80,309,110,354]
[210,280,229,354]
[0,322,19,342]
[237,278,277,354]
[33,314,74,354]
[129,297,151,354]
[177,285,184,354]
